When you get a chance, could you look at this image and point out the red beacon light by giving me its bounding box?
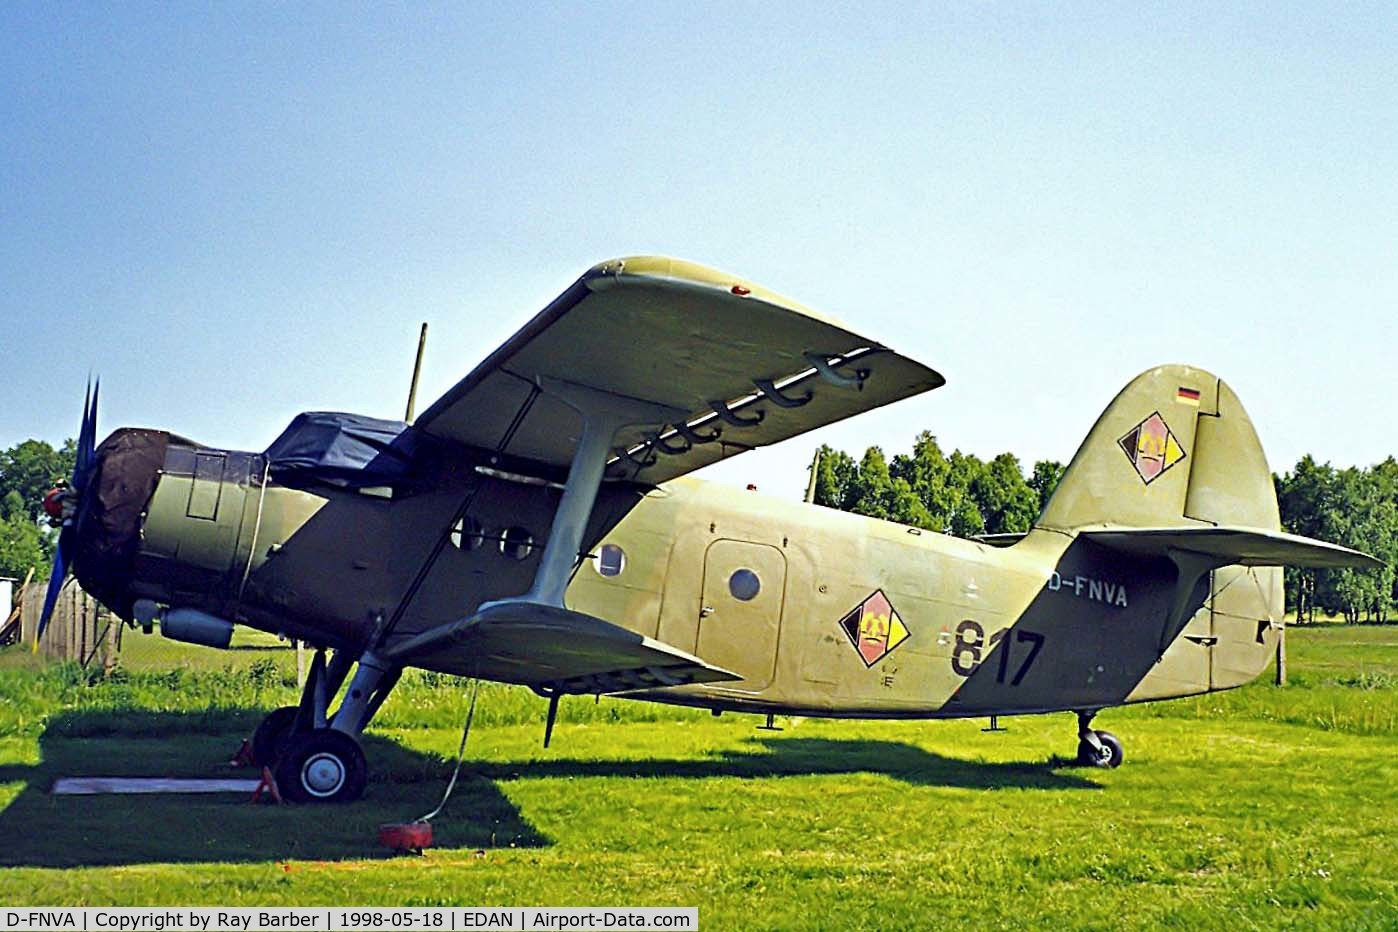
[42,487,66,522]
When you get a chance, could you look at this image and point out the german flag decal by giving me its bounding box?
[1118,411,1186,484]
[839,590,911,667]
[1176,386,1201,406]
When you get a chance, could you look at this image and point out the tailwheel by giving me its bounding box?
[274,728,368,803]
[1076,729,1124,769]
[251,706,300,767]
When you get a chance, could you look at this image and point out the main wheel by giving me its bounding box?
[251,706,300,766]
[1077,729,1124,768]
[274,729,368,804]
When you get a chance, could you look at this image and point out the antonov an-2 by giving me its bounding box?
[39,257,1379,802]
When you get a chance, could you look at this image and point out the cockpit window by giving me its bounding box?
[501,526,535,561]
[450,517,485,551]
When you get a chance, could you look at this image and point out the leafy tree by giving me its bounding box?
[1028,459,1065,516]
[1276,457,1341,622]
[0,489,47,581]
[970,453,1039,534]
[889,432,960,533]
[1329,467,1397,622]
[811,445,858,511]
[0,439,76,522]
[1375,458,1398,610]
[883,433,989,535]
[0,438,75,580]
[843,447,933,528]
[1277,457,1397,623]
[945,451,986,537]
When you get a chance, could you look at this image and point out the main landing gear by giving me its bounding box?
[1075,710,1124,769]
[249,647,401,803]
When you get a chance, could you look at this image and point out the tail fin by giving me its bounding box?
[1037,364,1279,534]
[1037,363,1380,572]
[1033,365,1378,687]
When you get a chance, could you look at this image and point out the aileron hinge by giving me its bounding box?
[753,378,812,408]
[804,352,869,390]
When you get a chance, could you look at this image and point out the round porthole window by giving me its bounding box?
[500,526,534,561]
[729,568,761,601]
[593,543,626,577]
[450,517,485,551]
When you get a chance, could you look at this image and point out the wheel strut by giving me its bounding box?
[1076,710,1102,754]
[1074,710,1124,769]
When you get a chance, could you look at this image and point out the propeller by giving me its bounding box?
[35,380,99,651]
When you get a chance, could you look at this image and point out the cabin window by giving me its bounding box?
[729,568,761,601]
[450,517,485,551]
[594,543,626,577]
[501,526,535,561]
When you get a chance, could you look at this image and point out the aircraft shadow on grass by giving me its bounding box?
[0,709,1099,868]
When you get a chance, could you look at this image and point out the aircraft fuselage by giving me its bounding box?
[100,430,1280,721]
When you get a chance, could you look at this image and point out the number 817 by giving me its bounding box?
[950,620,1045,685]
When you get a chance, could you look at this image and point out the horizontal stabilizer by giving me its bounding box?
[1079,526,1383,570]
[383,602,739,694]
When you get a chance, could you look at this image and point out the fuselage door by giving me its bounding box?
[696,539,787,692]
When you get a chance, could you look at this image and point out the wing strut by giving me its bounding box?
[484,376,684,610]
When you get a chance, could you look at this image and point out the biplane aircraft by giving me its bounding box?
[39,257,1380,803]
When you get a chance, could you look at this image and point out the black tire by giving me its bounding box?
[1077,729,1124,769]
[274,729,368,804]
[251,705,300,767]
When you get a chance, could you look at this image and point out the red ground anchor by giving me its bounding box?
[378,821,434,855]
[230,739,256,767]
[251,766,282,804]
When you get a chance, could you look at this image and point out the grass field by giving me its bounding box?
[0,625,1393,929]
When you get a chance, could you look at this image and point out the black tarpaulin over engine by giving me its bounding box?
[73,428,170,618]
[264,412,424,488]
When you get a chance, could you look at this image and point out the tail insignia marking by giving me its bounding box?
[1118,411,1186,484]
[839,590,911,667]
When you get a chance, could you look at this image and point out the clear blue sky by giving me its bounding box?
[3,3,1394,500]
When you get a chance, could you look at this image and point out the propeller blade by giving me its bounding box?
[33,537,69,651]
[75,380,91,479]
[36,380,100,651]
[73,379,99,491]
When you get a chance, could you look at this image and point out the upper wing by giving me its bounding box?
[415,256,944,484]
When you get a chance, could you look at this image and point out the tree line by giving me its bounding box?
[810,433,1396,623]
[1276,457,1397,623]
[0,435,1393,622]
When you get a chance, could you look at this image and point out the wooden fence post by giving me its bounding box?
[103,610,120,675]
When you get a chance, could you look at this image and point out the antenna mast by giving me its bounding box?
[404,322,428,423]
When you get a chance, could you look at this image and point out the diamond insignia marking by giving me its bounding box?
[839,590,911,667]
[1118,411,1186,484]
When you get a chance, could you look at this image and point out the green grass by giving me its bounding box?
[1132,624,1398,736]
[0,626,1393,929]
[114,624,298,674]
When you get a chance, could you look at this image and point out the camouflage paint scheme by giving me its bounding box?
[60,257,1379,803]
